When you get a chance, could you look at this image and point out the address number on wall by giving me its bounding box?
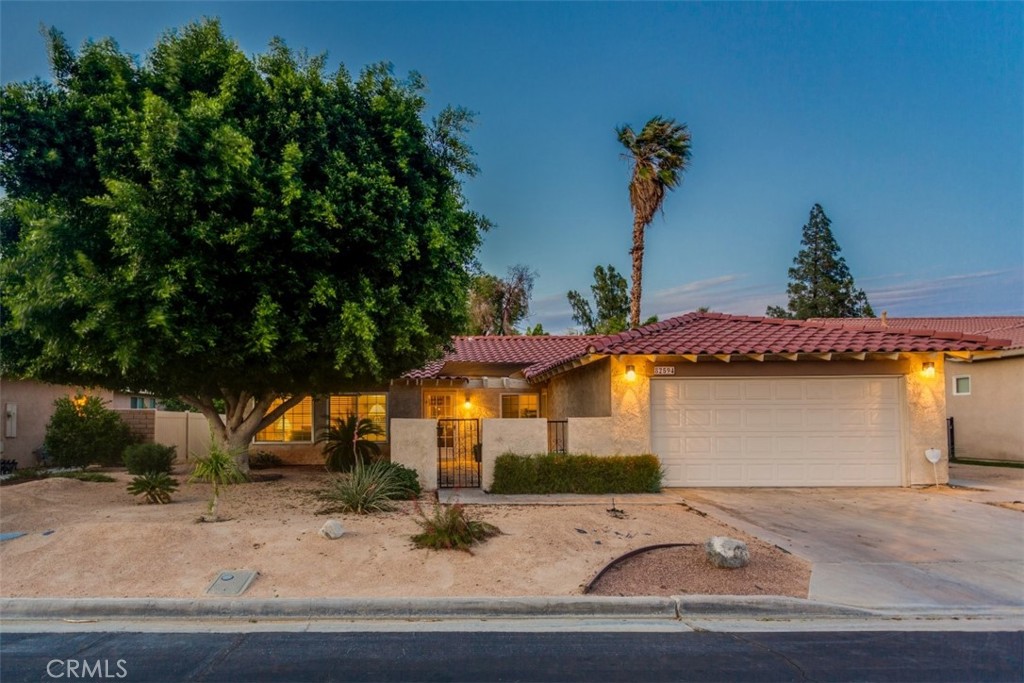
[653,366,676,376]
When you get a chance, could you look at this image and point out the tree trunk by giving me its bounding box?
[629,216,646,329]
[181,392,308,472]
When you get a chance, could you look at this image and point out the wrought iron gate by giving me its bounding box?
[437,418,481,488]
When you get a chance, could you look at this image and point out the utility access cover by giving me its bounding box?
[205,570,256,596]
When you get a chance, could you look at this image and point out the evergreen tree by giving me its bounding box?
[567,264,630,334]
[766,204,874,319]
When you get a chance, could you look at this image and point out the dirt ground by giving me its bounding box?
[0,466,809,599]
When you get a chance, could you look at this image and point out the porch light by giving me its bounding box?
[921,361,936,379]
[625,365,637,382]
[463,397,472,410]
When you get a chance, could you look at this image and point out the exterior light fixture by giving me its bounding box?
[921,361,936,379]
[464,397,472,410]
[625,365,637,382]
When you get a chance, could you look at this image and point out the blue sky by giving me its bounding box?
[3,2,1021,332]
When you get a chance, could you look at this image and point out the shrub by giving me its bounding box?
[490,453,663,494]
[127,472,179,504]
[318,415,384,472]
[248,450,283,470]
[123,443,176,475]
[321,459,405,514]
[52,471,116,482]
[44,396,137,468]
[380,461,422,499]
[411,502,500,552]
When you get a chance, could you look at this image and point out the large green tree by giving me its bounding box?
[0,20,488,465]
[466,264,535,335]
[567,264,629,334]
[766,204,874,319]
[616,116,692,329]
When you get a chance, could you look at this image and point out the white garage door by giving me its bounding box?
[652,377,903,487]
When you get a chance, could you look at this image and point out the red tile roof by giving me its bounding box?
[403,313,1013,382]
[402,335,601,380]
[810,316,1024,349]
[588,313,1011,358]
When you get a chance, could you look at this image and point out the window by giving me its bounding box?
[129,396,157,409]
[953,376,971,396]
[255,397,314,442]
[424,392,455,419]
[501,394,540,419]
[329,393,388,442]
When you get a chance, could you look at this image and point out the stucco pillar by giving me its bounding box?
[390,419,439,491]
[904,356,950,486]
[480,418,547,490]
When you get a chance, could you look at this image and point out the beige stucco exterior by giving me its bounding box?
[945,355,1024,463]
[480,418,548,490]
[547,358,611,419]
[0,379,117,467]
[390,418,440,491]
[553,354,950,486]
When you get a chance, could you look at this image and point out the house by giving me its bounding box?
[813,316,1024,464]
[373,312,1010,490]
[0,379,206,469]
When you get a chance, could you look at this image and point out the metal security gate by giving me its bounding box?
[437,418,481,488]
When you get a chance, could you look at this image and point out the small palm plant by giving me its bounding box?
[127,472,179,504]
[189,442,246,521]
[412,501,501,553]
[318,415,384,472]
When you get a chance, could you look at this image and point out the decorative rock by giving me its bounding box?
[319,520,345,540]
[704,536,749,569]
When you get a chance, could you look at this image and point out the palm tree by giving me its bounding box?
[190,442,246,521]
[318,415,385,472]
[616,116,692,328]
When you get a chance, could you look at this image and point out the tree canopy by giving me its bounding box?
[567,264,630,334]
[766,204,874,319]
[617,116,691,328]
[465,265,536,335]
[0,20,489,458]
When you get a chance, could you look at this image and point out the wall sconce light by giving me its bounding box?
[921,361,936,379]
[624,365,637,382]
[463,397,472,410]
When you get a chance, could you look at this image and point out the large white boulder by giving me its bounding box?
[704,536,750,568]
[319,520,345,540]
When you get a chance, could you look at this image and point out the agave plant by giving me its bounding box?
[127,472,179,504]
[189,442,246,520]
[318,415,384,472]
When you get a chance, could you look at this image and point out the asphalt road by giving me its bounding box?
[2,630,1021,682]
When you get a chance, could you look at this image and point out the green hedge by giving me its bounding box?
[490,453,663,494]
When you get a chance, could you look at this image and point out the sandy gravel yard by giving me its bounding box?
[0,467,809,599]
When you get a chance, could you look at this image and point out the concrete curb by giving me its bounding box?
[0,596,900,622]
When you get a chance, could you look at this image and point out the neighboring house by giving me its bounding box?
[813,316,1024,464]
[338,312,1007,490]
[0,379,205,468]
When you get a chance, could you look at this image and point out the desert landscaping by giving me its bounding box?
[0,466,809,599]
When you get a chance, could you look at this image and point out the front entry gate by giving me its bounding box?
[437,418,481,488]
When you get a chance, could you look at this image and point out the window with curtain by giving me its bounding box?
[329,393,388,442]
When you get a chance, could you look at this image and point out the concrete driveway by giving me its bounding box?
[680,465,1024,610]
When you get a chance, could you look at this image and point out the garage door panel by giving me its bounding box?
[653,377,902,487]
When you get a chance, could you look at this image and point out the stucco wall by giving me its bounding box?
[0,380,117,467]
[945,355,1023,463]
[480,418,548,490]
[566,417,615,455]
[547,358,611,419]
[902,356,949,485]
[390,418,439,491]
[153,411,212,462]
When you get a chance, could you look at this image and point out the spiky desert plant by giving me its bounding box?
[412,501,500,552]
[318,415,385,472]
[127,472,179,504]
[321,459,405,514]
[189,442,246,520]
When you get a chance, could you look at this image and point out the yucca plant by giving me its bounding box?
[412,502,501,553]
[321,459,405,514]
[127,472,179,504]
[318,415,385,472]
[189,443,246,520]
